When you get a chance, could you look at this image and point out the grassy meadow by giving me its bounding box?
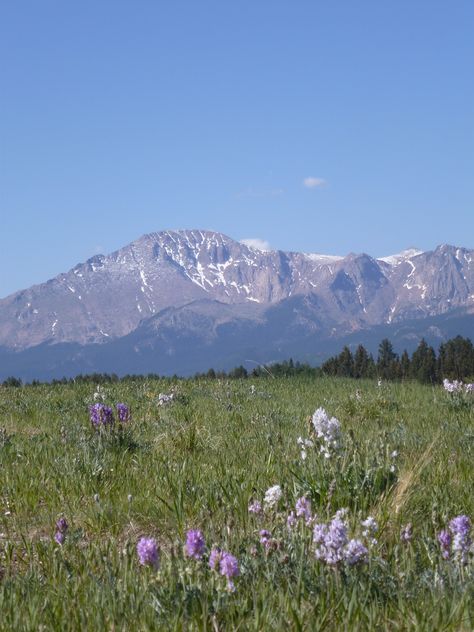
[1,376,474,631]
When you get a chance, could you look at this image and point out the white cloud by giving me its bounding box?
[303,177,326,189]
[240,238,272,251]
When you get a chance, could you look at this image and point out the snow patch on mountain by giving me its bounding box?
[378,249,424,266]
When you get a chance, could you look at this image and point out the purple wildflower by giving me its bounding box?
[136,537,159,569]
[89,403,114,426]
[219,551,239,591]
[295,496,312,523]
[344,539,368,566]
[116,403,131,423]
[54,516,68,545]
[400,523,413,543]
[313,522,328,546]
[287,511,297,529]
[314,517,348,565]
[185,529,206,560]
[259,529,271,548]
[248,500,262,514]
[438,529,451,560]
[449,515,471,563]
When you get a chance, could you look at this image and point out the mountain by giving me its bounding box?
[0,230,473,379]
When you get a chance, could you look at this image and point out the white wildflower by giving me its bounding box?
[264,485,282,508]
[311,408,342,457]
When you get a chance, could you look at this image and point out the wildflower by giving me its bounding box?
[158,392,174,406]
[185,529,206,560]
[313,510,369,568]
[443,378,463,393]
[465,383,474,393]
[400,523,413,543]
[295,496,312,523]
[93,385,106,401]
[209,547,222,570]
[248,500,262,514]
[287,511,297,529]
[311,408,342,458]
[449,515,471,564]
[116,403,131,423]
[314,516,348,565]
[54,517,68,545]
[219,552,239,591]
[137,537,160,569]
[334,508,349,520]
[297,436,314,460]
[89,403,114,426]
[438,529,451,560]
[259,529,271,548]
[344,539,368,566]
[361,516,378,545]
[264,485,282,509]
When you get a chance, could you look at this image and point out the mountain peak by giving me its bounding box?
[0,232,472,361]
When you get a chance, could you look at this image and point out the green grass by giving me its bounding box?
[1,377,473,630]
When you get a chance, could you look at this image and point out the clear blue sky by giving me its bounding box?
[1,1,473,298]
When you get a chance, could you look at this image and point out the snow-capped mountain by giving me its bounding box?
[0,230,472,378]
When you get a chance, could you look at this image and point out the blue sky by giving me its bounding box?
[1,1,473,298]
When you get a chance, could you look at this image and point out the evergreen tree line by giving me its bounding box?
[2,335,473,387]
[321,335,474,383]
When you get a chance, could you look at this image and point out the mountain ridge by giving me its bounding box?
[0,229,472,378]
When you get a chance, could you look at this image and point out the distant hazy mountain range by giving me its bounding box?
[0,230,473,380]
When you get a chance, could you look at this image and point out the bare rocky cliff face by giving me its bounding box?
[0,230,473,354]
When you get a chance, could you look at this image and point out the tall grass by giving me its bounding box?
[0,377,473,630]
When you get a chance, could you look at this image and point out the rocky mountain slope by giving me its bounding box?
[0,230,472,378]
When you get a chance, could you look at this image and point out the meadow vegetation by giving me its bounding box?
[1,376,474,630]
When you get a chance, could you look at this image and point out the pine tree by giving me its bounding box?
[377,339,398,379]
[411,339,436,383]
[337,346,354,377]
[353,344,370,378]
[400,350,410,379]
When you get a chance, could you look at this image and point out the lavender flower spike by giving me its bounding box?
[137,537,160,569]
[89,403,114,426]
[438,529,451,560]
[344,539,368,566]
[449,515,471,564]
[116,403,131,423]
[219,551,240,591]
[54,516,68,545]
[296,496,312,523]
[248,500,262,514]
[185,529,206,560]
